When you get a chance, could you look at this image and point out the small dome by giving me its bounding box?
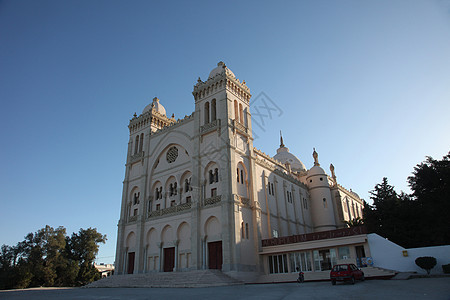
[208,61,235,79]
[273,147,307,172]
[142,97,166,116]
[308,165,327,177]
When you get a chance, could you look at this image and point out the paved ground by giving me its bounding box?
[1,278,449,300]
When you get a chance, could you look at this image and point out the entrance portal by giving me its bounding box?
[208,241,222,270]
[127,252,135,274]
[163,247,175,272]
[355,245,366,267]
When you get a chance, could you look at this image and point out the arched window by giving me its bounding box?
[245,223,249,239]
[139,133,144,152]
[241,222,244,239]
[211,99,216,121]
[209,170,214,184]
[214,168,218,182]
[240,170,244,184]
[237,168,240,183]
[135,135,139,154]
[234,100,238,121]
[204,102,210,124]
[239,103,243,124]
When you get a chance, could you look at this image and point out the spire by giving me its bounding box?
[280,130,285,148]
[313,148,320,166]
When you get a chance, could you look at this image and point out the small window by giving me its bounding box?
[271,183,274,195]
[156,204,160,211]
[237,168,240,183]
[240,170,244,184]
[211,188,217,197]
[323,198,327,208]
[171,200,176,207]
[186,196,191,203]
[245,223,249,239]
[320,177,323,181]
[309,179,312,183]
[133,208,138,216]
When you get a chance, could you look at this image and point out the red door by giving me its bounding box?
[208,241,223,270]
[164,247,175,272]
[127,252,135,274]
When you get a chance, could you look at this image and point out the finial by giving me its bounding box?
[280,130,285,147]
[171,113,175,119]
[133,112,137,118]
[313,148,320,166]
[218,61,225,67]
[330,163,336,179]
[153,97,159,102]
[197,77,202,83]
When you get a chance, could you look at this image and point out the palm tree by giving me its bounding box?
[344,217,364,228]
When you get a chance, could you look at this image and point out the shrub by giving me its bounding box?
[415,256,437,275]
[442,264,450,274]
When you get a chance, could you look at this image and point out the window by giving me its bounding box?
[268,254,288,274]
[287,191,293,203]
[323,198,327,208]
[214,168,219,182]
[186,196,191,203]
[156,204,160,211]
[211,188,217,197]
[174,182,177,195]
[272,229,279,238]
[239,103,243,124]
[139,133,144,152]
[338,247,350,260]
[185,178,190,192]
[245,223,249,239]
[211,99,216,121]
[237,168,240,183]
[271,183,274,195]
[171,200,176,207]
[303,198,308,209]
[234,100,238,120]
[240,170,244,184]
[204,102,210,124]
[241,222,244,239]
[133,192,140,205]
[289,251,312,272]
[135,135,139,154]
[209,170,214,184]
[133,208,138,216]
[169,184,174,196]
[320,177,323,181]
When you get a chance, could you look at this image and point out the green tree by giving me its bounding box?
[67,228,106,285]
[363,178,420,247]
[344,217,364,227]
[408,152,450,246]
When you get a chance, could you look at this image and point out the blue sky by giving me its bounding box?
[1,0,449,264]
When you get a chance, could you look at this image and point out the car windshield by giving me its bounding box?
[333,265,349,272]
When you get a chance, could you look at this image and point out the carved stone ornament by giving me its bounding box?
[166,146,179,163]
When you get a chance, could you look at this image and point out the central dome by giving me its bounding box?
[208,61,235,79]
[273,147,307,172]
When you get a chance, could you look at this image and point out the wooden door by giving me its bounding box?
[163,247,175,272]
[208,241,223,270]
[127,252,135,274]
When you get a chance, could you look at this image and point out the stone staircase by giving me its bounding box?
[85,270,244,288]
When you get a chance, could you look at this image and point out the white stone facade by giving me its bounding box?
[115,62,364,279]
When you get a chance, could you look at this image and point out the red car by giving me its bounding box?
[330,263,365,285]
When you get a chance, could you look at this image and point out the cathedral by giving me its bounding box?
[115,62,366,281]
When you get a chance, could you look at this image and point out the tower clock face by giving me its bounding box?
[166,146,179,163]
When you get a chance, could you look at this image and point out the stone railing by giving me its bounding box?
[129,151,144,164]
[203,195,222,206]
[148,202,192,218]
[128,215,138,222]
[200,119,219,134]
[234,120,247,133]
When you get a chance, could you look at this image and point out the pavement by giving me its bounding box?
[0,277,449,300]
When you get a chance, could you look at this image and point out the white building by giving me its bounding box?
[115,62,365,281]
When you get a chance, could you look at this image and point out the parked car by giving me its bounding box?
[330,263,364,285]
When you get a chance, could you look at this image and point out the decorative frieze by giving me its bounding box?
[147,202,192,219]
[128,215,138,223]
